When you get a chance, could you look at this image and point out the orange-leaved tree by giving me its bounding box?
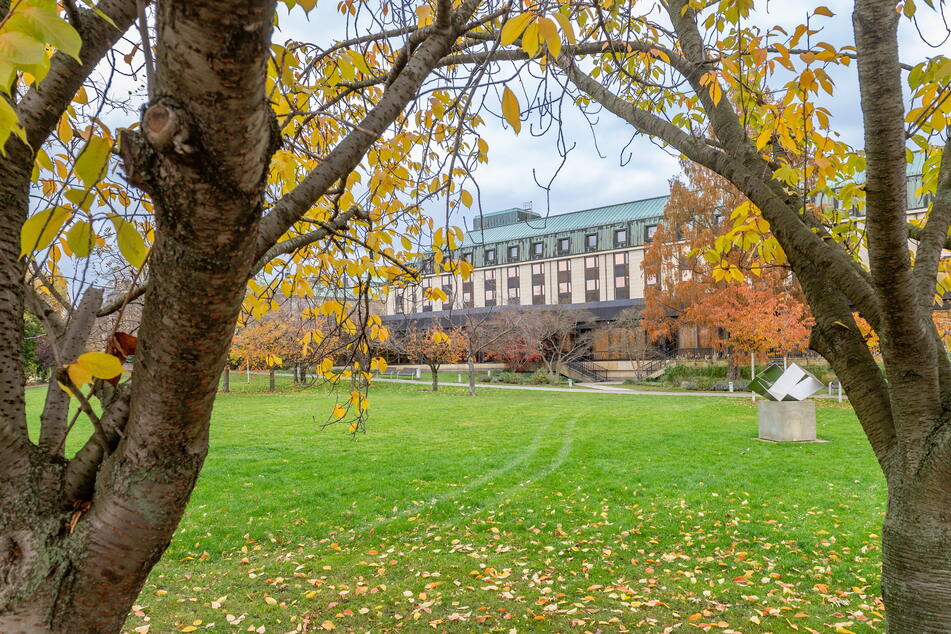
[390,326,463,391]
[642,161,812,377]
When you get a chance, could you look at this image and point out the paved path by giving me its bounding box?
[241,371,846,401]
[375,377,756,397]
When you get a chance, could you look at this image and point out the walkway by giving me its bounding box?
[375,377,754,398]
[243,372,846,401]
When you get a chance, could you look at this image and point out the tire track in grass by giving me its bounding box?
[448,413,578,521]
[340,412,558,540]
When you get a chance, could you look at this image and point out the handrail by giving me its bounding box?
[567,359,609,382]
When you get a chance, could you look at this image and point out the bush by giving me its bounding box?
[711,379,750,392]
[479,370,561,385]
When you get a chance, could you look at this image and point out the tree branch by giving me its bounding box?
[912,138,951,304]
[254,0,481,257]
[251,204,369,273]
[854,0,940,457]
[39,287,104,455]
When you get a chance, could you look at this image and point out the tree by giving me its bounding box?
[389,326,463,391]
[0,0,508,628]
[602,307,655,381]
[642,160,813,378]
[456,309,516,396]
[229,317,293,390]
[687,284,813,362]
[488,0,951,626]
[510,307,594,382]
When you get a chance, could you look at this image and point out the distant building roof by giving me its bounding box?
[462,195,669,246]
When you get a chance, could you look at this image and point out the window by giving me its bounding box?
[422,279,432,312]
[507,266,520,305]
[485,248,496,265]
[462,279,474,308]
[461,251,472,262]
[484,269,496,306]
[585,233,598,250]
[558,237,570,254]
[614,252,629,300]
[508,245,519,262]
[531,263,545,304]
[646,273,658,286]
[645,224,658,243]
[441,274,452,310]
[614,228,628,247]
[585,277,600,302]
[557,259,571,303]
[532,241,544,258]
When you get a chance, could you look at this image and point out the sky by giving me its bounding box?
[279,0,948,231]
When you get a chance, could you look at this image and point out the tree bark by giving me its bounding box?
[0,2,278,630]
[221,366,230,393]
[430,364,439,391]
[881,482,951,631]
[467,354,476,396]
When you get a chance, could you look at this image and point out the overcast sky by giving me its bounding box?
[281,0,947,231]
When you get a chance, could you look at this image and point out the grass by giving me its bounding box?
[26,378,886,632]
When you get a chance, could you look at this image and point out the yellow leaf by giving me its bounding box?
[57,114,73,144]
[332,404,346,419]
[461,189,473,208]
[180,627,198,633]
[66,221,93,257]
[501,87,521,134]
[552,12,576,44]
[537,17,560,58]
[77,351,125,380]
[264,595,277,605]
[74,136,111,188]
[521,20,539,57]
[500,12,533,46]
[321,621,335,631]
[20,206,72,258]
[109,215,148,268]
[66,362,93,388]
[813,5,834,17]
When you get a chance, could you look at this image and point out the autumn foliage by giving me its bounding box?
[642,161,813,361]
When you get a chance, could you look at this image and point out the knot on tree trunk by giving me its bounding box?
[119,99,201,194]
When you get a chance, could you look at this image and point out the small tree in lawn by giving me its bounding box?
[686,285,813,376]
[229,318,294,389]
[514,308,595,383]
[457,310,516,395]
[397,327,463,391]
[486,317,542,373]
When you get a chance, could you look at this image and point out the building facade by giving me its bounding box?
[381,164,933,369]
[385,196,669,319]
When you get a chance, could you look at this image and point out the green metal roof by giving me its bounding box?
[462,195,669,246]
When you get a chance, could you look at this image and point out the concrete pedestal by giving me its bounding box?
[757,400,817,442]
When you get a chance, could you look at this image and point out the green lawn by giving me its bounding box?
[27,379,887,632]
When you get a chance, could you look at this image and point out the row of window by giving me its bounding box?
[461,225,657,267]
[396,253,636,312]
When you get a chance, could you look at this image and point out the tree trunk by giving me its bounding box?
[881,485,951,632]
[222,366,230,392]
[293,362,299,384]
[726,348,738,380]
[0,2,278,630]
[467,354,476,396]
[430,364,439,391]
[269,367,276,392]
